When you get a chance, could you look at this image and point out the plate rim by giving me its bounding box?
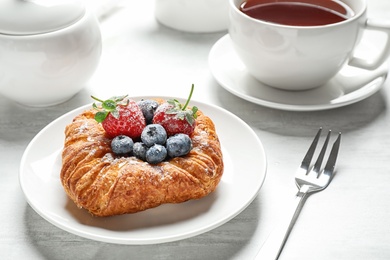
[19,96,267,244]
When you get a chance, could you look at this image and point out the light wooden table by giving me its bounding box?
[1,1,389,259]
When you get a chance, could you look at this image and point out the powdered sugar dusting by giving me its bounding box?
[76,122,89,134]
[101,153,115,163]
[192,130,209,149]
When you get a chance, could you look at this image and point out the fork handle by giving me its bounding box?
[255,192,307,260]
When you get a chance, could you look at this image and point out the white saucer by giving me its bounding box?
[208,35,389,111]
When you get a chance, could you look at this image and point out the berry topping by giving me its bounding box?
[92,95,146,138]
[166,134,192,158]
[153,84,198,136]
[137,99,159,124]
[141,124,167,147]
[91,90,197,164]
[146,144,167,164]
[111,135,134,155]
[133,142,148,161]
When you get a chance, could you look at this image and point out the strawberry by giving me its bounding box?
[91,95,146,138]
[153,84,198,136]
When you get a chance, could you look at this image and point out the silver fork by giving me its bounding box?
[255,128,341,260]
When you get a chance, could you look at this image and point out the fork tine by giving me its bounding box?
[312,130,331,176]
[323,132,341,179]
[301,128,322,173]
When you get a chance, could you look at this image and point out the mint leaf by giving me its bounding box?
[102,100,117,111]
[192,106,198,119]
[91,95,128,124]
[95,111,108,123]
[185,113,195,125]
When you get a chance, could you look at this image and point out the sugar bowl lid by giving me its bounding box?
[0,0,86,35]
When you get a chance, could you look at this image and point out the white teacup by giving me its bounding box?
[155,0,229,33]
[0,0,102,106]
[229,0,390,90]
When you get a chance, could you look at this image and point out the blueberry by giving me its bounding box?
[111,135,134,155]
[146,144,167,164]
[137,99,159,124]
[141,124,167,147]
[166,134,192,157]
[133,142,148,161]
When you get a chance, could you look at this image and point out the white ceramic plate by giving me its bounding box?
[209,35,389,111]
[19,97,267,245]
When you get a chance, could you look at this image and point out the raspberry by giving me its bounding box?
[153,103,196,136]
[102,101,145,138]
[92,96,146,138]
[152,84,198,136]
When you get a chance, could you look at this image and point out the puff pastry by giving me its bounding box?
[60,105,224,217]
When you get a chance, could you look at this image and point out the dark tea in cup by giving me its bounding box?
[239,0,354,26]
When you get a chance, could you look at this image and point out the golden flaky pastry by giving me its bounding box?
[60,104,224,217]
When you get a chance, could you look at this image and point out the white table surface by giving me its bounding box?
[1,1,390,259]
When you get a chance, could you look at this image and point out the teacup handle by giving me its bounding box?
[349,19,390,70]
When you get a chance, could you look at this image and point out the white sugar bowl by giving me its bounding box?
[0,0,102,106]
